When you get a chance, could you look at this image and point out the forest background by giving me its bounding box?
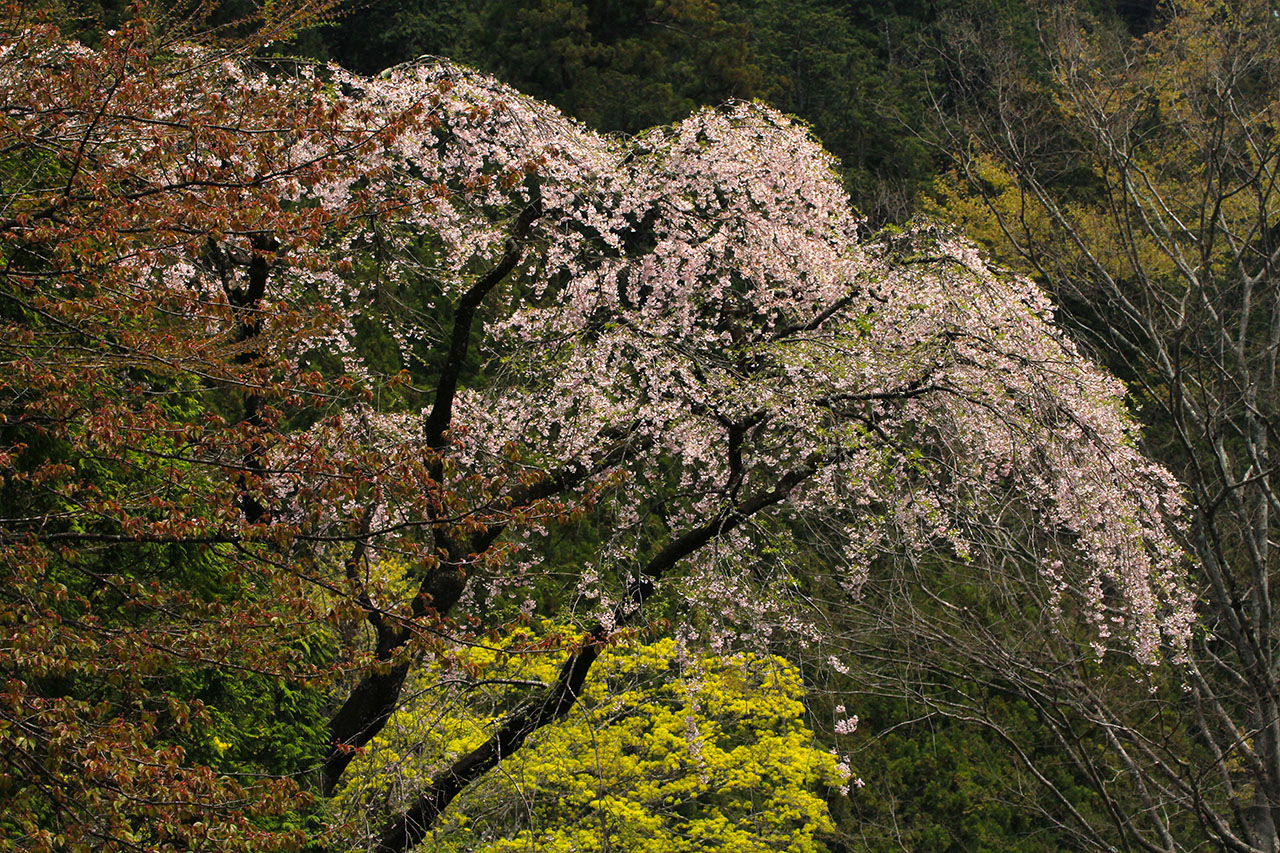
[6,0,1275,850]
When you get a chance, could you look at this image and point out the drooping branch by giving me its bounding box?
[911,9,1280,845]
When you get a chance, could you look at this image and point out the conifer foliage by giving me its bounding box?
[0,5,1192,850]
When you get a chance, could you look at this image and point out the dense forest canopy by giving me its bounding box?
[5,0,1279,851]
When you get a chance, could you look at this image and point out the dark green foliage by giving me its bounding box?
[311,0,472,74]
[321,0,763,134]
[304,0,1082,221]
[307,0,950,218]
[840,694,1080,853]
[728,0,937,221]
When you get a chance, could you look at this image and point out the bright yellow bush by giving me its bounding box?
[335,626,846,852]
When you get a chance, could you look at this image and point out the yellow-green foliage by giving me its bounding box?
[335,627,844,852]
[924,0,1280,298]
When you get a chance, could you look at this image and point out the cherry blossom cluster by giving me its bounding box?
[273,57,1194,663]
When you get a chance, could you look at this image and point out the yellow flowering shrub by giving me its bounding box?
[334,626,845,852]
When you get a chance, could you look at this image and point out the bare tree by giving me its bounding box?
[898,1,1280,849]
